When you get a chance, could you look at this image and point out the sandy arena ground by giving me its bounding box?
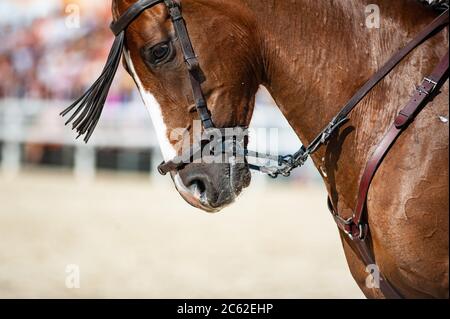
[0,169,364,298]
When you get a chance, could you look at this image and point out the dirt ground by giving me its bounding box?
[0,169,364,298]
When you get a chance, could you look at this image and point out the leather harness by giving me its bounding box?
[61,0,449,298]
[329,50,449,299]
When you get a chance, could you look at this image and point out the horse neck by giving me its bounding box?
[244,0,440,144]
[239,0,447,206]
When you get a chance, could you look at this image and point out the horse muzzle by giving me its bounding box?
[172,161,251,213]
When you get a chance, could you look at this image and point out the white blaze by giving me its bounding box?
[123,50,177,161]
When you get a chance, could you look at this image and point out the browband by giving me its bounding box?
[110,0,164,36]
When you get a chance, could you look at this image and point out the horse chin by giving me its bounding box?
[171,163,251,213]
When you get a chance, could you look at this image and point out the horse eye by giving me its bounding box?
[153,44,169,59]
[143,42,173,66]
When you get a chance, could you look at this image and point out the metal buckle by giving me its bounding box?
[341,218,367,241]
[262,155,295,178]
[260,166,281,179]
[319,116,349,145]
[424,77,437,86]
[345,230,355,240]
[358,223,367,241]
[342,218,355,240]
[423,77,438,92]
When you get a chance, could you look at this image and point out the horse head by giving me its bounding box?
[112,0,262,212]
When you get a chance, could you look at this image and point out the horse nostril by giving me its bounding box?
[187,178,207,198]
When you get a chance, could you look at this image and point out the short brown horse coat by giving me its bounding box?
[113,0,449,298]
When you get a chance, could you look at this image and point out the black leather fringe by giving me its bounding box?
[61,32,125,142]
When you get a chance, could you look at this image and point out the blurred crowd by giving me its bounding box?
[0,0,135,103]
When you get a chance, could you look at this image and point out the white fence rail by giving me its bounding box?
[0,97,306,180]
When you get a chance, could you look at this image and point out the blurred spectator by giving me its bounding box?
[0,0,136,104]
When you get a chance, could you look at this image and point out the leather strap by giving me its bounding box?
[354,51,449,228]
[264,9,449,179]
[110,0,164,36]
[328,198,402,298]
[333,9,449,124]
[356,240,403,299]
[165,1,214,129]
[158,126,256,175]
[394,51,449,129]
[328,50,449,298]
[333,51,449,239]
[110,0,214,130]
[328,200,403,298]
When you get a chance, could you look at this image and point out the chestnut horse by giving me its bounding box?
[111,0,448,298]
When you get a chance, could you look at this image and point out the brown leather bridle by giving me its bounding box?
[61,0,211,142]
[61,0,281,176]
[61,0,449,298]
